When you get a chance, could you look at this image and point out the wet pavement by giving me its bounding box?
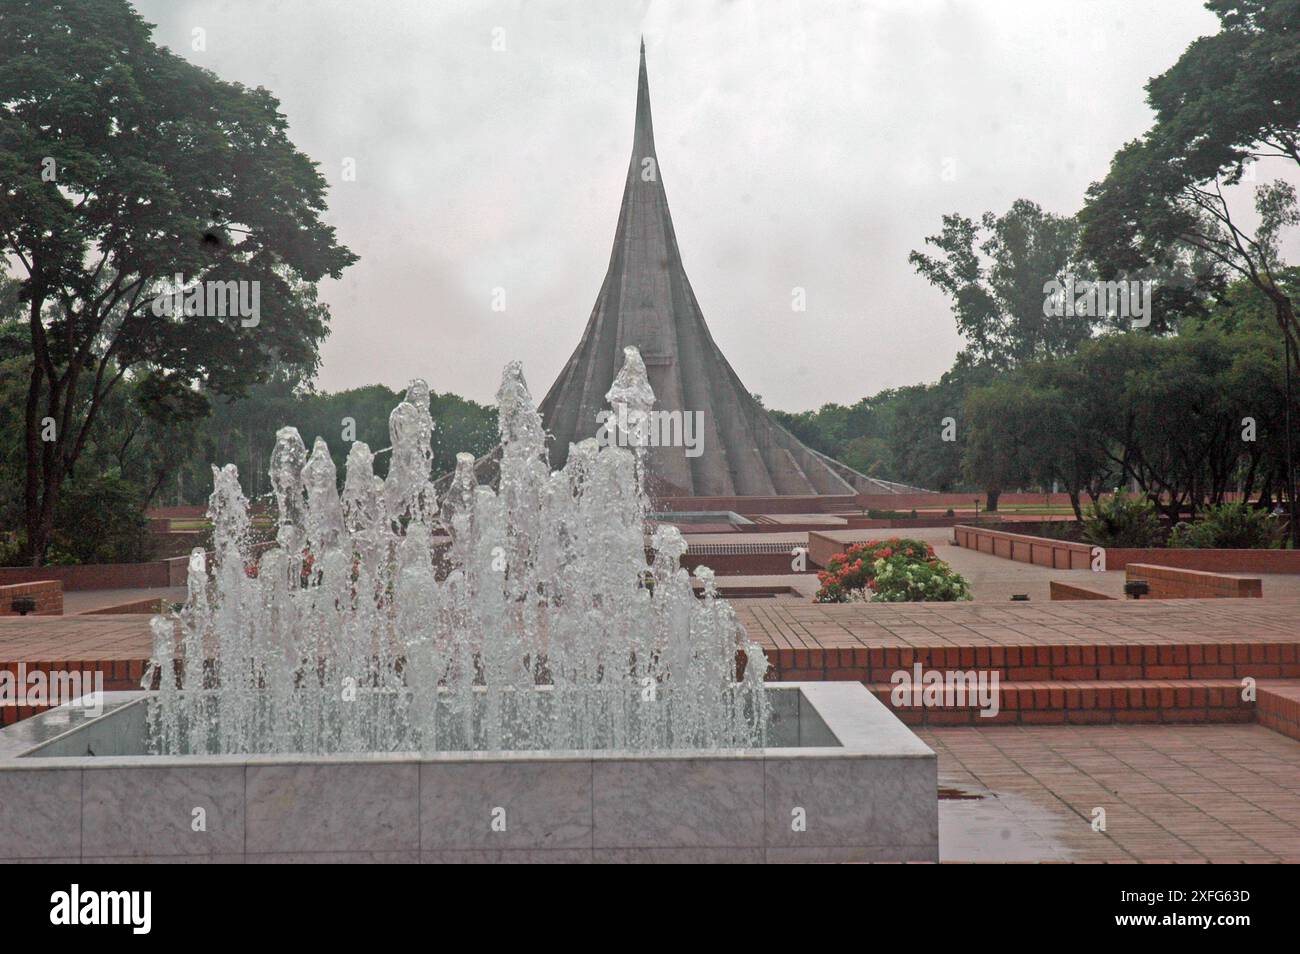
[925,724,1300,862]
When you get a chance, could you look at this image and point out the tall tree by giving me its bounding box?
[1080,0,1300,541]
[0,0,357,563]
[909,199,1084,368]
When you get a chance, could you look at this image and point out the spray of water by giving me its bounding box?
[145,348,769,754]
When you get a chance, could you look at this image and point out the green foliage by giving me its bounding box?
[1081,494,1163,548]
[1080,0,1298,351]
[167,381,498,504]
[869,555,973,603]
[0,0,357,561]
[909,199,1084,368]
[814,538,971,604]
[49,474,152,564]
[955,288,1298,521]
[1167,503,1281,550]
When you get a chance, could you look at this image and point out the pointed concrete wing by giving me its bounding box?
[539,41,917,496]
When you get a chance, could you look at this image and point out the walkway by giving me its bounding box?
[931,723,1300,862]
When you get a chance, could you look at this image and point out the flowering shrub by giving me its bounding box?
[814,537,971,603]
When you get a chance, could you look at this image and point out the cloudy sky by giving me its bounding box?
[132,0,1257,411]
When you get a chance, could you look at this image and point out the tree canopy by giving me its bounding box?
[0,0,357,562]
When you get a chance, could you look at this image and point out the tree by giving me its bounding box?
[961,379,1037,506]
[163,381,499,507]
[1079,0,1300,542]
[886,363,995,500]
[1082,0,1300,346]
[0,0,357,563]
[909,199,1084,368]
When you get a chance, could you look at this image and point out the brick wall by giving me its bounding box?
[80,597,168,615]
[953,525,1300,574]
[1049,581,1114,600]
[1126,563,1262,599]
[1105,548,1300,573]
[1258,682,1300,742]
[0,563,171,592]
[655,491,1083,515]
[952,525,1093,569]
[0,660,144,727]
[871,680,1253,726]
[0,581,63,616]
[680,553,810,576]
[763,643,1300,684]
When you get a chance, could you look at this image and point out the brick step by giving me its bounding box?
[766,642,1300,683]
[1258,681,1300,742]
[867,678,1262,727]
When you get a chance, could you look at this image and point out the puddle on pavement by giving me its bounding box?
[939,784,1077,862]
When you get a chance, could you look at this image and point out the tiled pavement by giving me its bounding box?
[926,724,1300,862]
[736,597,1300,653]
[0,615,154,662]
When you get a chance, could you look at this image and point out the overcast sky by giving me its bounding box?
[130,0,1260,411]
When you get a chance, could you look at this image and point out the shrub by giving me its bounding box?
[870,555,973,602]
[1081,494,1163,548]
[1167,503,1280,549]
[814,537,971,603]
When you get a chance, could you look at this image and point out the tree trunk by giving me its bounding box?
[1068,490,1083,522]
[985,489,1000,513]
[23,290,50,566]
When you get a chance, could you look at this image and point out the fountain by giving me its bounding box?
[147,348,770,755]
[0,350,937,863]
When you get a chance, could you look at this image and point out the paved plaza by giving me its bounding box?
[930,724,1300,863]
[4,530,1300,862]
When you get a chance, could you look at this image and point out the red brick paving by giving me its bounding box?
[926,724,1300,862]
[0,614,154,661]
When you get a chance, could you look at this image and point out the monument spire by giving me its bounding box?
[538,42,918,497]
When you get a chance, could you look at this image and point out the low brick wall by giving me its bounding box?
[807,529,969,569]
[763,643,1300,684]
[656,491,1080,515]
[1049,581,1114,601]
[807,531,847,569]
[1105,548,1300,573]
[0,581,63,616]
[681,553,808,576]
[0,555,196,592]
[952,525,1093,569]
[0,660,144,727]
[80,597,169,615]
[1126,563,1262,599]
[953,525,1300,575]
[0,562,172,591]
[1258,682,1300,742]
[658,494,859,515]
[871,679,1254,726]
